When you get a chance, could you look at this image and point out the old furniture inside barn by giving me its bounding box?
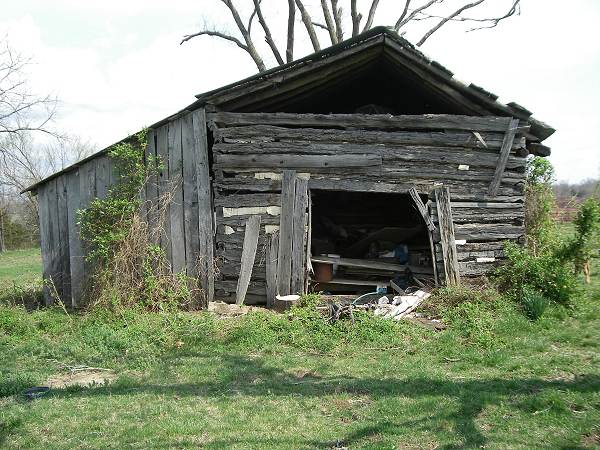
[24,27,555,307]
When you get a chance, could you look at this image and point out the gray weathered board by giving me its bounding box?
[236,215,261,305]
[434,187,460,285]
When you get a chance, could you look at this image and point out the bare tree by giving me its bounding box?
[0,39,57,138]
[181,0,520,72]
[0,132,96,251]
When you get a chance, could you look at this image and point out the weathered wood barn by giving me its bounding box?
[25,27,555,307]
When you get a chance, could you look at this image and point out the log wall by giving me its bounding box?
[208,112,528,302]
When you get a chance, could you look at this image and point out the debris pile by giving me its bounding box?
[321,288,441,327]
[372,289,431,320]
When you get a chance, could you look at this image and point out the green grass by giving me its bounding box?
[0,248,41,288]
[0,248,43,308]
[1,252,599,448]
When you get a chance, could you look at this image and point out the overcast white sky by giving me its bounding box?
[2,0,599,182]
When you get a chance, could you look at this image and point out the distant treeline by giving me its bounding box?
[553,178,599,222]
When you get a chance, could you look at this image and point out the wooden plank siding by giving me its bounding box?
[37,109,215,307]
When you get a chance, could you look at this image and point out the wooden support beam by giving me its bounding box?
[488,118,520,196]
[208,112,525,133]
[192,108,215,305]
[434,187,460,286]
[291,178,308,294]
[277,170,296,295]
[310,256,433,274]
[236,215,261,305]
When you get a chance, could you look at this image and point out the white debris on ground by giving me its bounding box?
[373,289,431,320]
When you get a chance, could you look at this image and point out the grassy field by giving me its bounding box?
[0,248,41,288]
[1,252,599,448]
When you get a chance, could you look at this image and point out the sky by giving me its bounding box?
[1,0,599,183]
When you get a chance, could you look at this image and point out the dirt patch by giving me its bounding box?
[207,301,269,317]
[287,368,322,379]
[46,370,118,389]
[581,431,600,448]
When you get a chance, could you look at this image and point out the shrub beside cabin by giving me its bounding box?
[25,28,555,308]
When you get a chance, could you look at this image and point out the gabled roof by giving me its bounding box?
[24,27,554,194]
[182,26,553,141]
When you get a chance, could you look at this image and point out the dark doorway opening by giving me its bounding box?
[309,190,435,295]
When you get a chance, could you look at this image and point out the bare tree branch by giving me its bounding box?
[320,0,338,44]
[286,0,296,63]
[295,0,321,52]
[363,0,380,32]
[467,0,520,31]
[181,0,267,72]
[396,0,438,32]
[180,29,248,50]
[182,0,521,71]
[221,0,267,71]
[350,0,363,37]
[417,0,486,46]
[331,0,344,42]
[0,41,58,139]
[253,0,284,66]
[247,1,260,34]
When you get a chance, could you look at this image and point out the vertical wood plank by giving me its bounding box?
[145,129,158,240]
[168,119,186,273]
[182,113,200,277]
[78,160,97,305]
[192,108,214,304]
[95,156,110,200]
[66,169,83,307]
[277,170,297,296]
[236,215,261,305]
[46,179,61,302]
[266,231,279,308]
[37,184,53,305]
[156,125,172,265]
[488,118,520,196]
[304,194,312,293]
[56,175,71,303]
[435,187,460,286]
[291,178,308,294]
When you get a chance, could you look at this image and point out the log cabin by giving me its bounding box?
[24,27,555,307]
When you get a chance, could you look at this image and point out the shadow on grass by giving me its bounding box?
[45,352,600,449]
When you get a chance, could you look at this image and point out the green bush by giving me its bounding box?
[495,242,578,306]
[525,157,557,255]
[557,198,600,281]
[520,287,549,321]
[224,295,418,353]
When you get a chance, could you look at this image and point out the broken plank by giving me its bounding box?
[236,215,261,305]
[409,187,436,231]
[434,187,460,286]
[489,118,520,196]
